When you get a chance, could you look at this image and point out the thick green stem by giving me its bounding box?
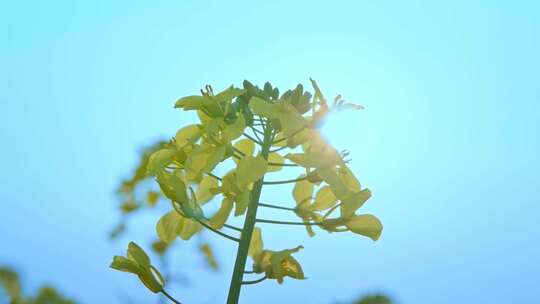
[226,126,273,304]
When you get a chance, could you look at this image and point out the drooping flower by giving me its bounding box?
[110,242,165,293]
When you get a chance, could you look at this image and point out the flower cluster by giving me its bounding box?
[110,79,383,303]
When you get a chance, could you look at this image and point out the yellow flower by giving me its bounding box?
[248,228,306,284]
[110,242,165,293]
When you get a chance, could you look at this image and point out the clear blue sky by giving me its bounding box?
[1,1,539,303]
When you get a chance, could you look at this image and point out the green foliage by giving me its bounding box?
[0,267,21,301]
[111,79,382,303]
[0,266,76,304]
[353,294,392,304]
[23,287,76,304]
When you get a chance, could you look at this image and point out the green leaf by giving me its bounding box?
[0,267,22,300]
[346,214,383,241]
[236,155,268,185]
[156,211,182,244]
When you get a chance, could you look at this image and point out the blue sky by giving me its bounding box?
[1,1,539,303]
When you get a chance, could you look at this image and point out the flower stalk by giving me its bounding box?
[226,125,273,304]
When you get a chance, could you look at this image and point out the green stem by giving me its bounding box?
[258,202,296,212]
[255,218,324,226]
[262,176,307,185]
[269,146,288,153]
[171,203,240,242]
[226,126,273,304]
[241,275,267,285]
[242,132,262,145]
[322,202,342,219]
[232,150,298,167]
[161,289,181,304]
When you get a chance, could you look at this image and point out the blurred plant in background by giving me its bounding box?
[110,140,219,302]
[0,267,76,304]
[352,294,392,304]
[1,266,394,304]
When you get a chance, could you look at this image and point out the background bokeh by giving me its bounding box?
[1,1,539,303]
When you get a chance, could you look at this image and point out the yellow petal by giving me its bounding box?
[236,155,268,186]
[110,256,141,275]
[178,217,202,240]
[346,214,383,241]
[146,191,160,207]
[195,175,218,205]
[340,189,371,218]
[127,242,151,269]
[292,176,313,205]
[233,139,255,164]
[200,243,219,270]
[223,114,246,141]
[209,197,234,229]
[234,191,251,216]
[174,124,202,148]
[248,227,264,263]
[312,186,337,211]
[147,148,175,174]
[156,211,182,244]
[267,152,284,172]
